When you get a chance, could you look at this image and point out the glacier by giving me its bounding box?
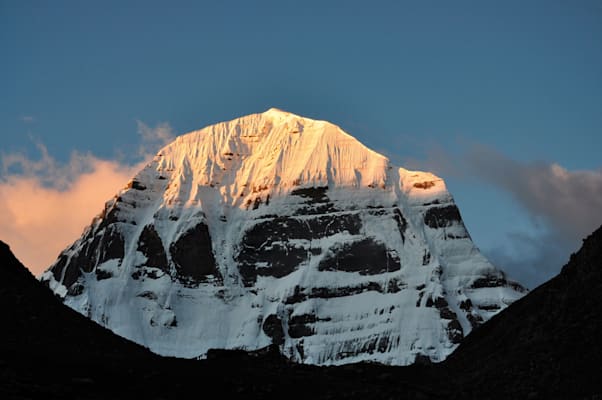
[41,108,526,365]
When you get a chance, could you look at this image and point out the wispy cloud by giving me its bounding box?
[2,141,101,190]
[20,115,35,123]
[484,229,571,290]
[404,143,602,288]
[0,121,174,276]
[465,145,602,240]
[136,120,174,158]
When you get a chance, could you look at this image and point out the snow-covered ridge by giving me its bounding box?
[42,108,526,365]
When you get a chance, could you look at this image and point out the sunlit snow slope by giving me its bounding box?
[42,108,525,365]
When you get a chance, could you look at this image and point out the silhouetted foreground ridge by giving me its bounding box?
[1,226,601,399]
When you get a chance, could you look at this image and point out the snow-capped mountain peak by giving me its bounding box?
[42,109,525,365]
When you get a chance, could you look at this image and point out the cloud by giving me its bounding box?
[466,146,602,289]
[0,152,140,277]
[136,121,174,158]
[0,121,172,277]
[20,115,35,123]
[2,141,99,190]
[404,143,602,288]
[483,229,574,289]
[465,145,602,240]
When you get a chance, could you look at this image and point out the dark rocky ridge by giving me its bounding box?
[0,239,443,399]
[3,225,601,398]
[444,225,602,399]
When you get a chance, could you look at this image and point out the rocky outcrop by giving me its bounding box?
[170,222,221,285]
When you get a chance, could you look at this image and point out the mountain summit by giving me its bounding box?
[42,109,525,365]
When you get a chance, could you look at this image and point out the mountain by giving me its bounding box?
[40,108,525,365]
[443,225,602,398]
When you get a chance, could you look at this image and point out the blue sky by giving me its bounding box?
[1,0,601,287]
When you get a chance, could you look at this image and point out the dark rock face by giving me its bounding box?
[459,298,473,311]
[262,314,285,346]
[425,296,463,343]
[67,282,85,296]
[288,314,317,338]
[319,238,401,275]
[131,267,164,281]
[235,216,306,284]
[237,202,403,284]
[239,214,362,244]
[465,313,484,329]
[97,226,126,264]
[169,222,220,285]
[236,212,363,286]
[291,186,329,202]
[97,201,122,229]
[423,205,462,228]
[95,269,113,280]
[335,335,394,360]
[128,180,147,191]
[49,223,125,290]
[48,194,222,289]
[393,208,408,243]
[283,280,401,305]
[471,273,509,289]
[422,250,431,265]
[290,186,337,215]
[50,253,70,284]
[446,319,464,344]
[137,224,168,270]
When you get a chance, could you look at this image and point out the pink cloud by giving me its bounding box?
[0,122,172,276]
[0,157,141,276]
